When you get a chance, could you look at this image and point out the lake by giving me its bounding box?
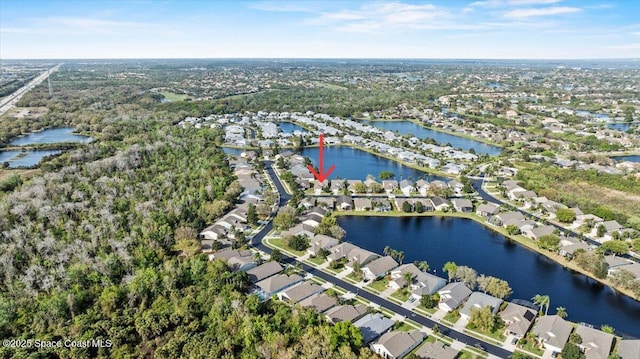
[607,123,637,132]
[614,155,640,163]
[0,150,62,168]
[9,127,92,146]
[337,216,640,338]
[358,120,501,156]
[280,122,308,134]
[300,146,447,181]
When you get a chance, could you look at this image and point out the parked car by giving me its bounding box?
[473,343,486,351]
[511,337,518,345]
[551,352,559,358]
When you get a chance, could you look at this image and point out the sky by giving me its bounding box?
[1,0,639,59]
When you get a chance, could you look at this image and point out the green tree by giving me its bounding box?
[443,261,457,282]
[353,182,367,193]
[597,224,606,237]
[287,235,310,251]
[538,234,560,251]
[469,306,496,332]
[562,343,585,359]
[402,201,413,213]
[556,208,577,223]
[379,171,395,180]
[247,203,258,226]
[274,207,297,230]
[506,224,521,235]
[270,248,283,262]
[599,240,630,256]
[600,325,615,334]
[420,294,440,309]
[415,201,424,213]
[486,277,512,300]
[556,306,568,319]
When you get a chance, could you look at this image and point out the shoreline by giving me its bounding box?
[333,210,640,303]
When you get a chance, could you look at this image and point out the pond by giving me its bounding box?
[358,120,501,156]
[9,127,92,146]
[337,215,640,338]
[0,150,62,168]
[279,122,308,134]
[613,155,640,163]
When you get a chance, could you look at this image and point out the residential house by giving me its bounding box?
[227,255,257,271]
[307,234,340,257]
[523,225,556,240]
[410,272,448,301]
[575,324,614,359]
[331,179,346,195]
[362,256,399,281]
[277,282,323,304]
[327,242,357,262]
[451,198,473,213]
[559,241,591,259]
[325,304,369,325]
[413,198,434,212]
[500,302,537,338]
[373,199,393,212]
[371,330,426,359]
[354,198,373,211]
[300,212,324,227]
[347,180,364,194]
[618,340,640,359]
[430,197,450,211]
[383,180,399,193]
[416,179,430,196]
[345,247,379,269]
[447,179,464,194]
[492,211,525,227]
[438,282,473,312]
[353,313,396,344]
[281,223,315,238]
[200,223,228,241]
[395,198,414,212]
[316,197,336,209]
[531,315,573,353]
[414,341,459,359]
[209,249,251,262]
[605,255,635,276]
[299,293,337,313]
[399,180,416,196]
[476,203,500,217]
[389,264,422,289]
[254,274,303,301]
[459,292,503,320]
[245,261,284,283]
[336,195,354,211]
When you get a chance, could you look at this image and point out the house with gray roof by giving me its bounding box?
[307,234,339,256]
[618,340,640,359]
[336,195,354,211]
[500,302,537,338]
[371,330,426,359]
[532,315,573,353]
[451,198,473,213]
[430,196,450,211]
[476,203,500,217]
[409,272,447,300]
[459,292,503,320]
[492,211,525,227]
[325,304,369,324]
[299,293,337,313]
[353,313,396,344]
[354,198,373,211]
[345,247,379,269]
[254,274,303,301]
[362,256,399,281]
[245,261,283,283]
[389,264,422,289]
[277,281,323,304]
[327,242,357,262]
[438,282,473,312]
[575,324,614,359]
[524,225,556,240]
[415,341,459,359]
[281,223,315,238]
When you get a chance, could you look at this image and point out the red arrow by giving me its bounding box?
[307,133,335,183]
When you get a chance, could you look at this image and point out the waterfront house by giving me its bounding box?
[354,198,373,211]
[383,180,399,193]
[300,212,324,227]
[618,340,640,359]
[492,211,525,227]
[371,330,426,359]
[362,256,399,281]
[373,199,393,212]
[447,179,463,194]
[389,264,421,289]
[500,302,537,338]
[325,304,369,324]
[430,196,450,211]
[531,315,573,353]
[559,241,591,259]
[307,234,340,257]
[395,198,413,212]
[399,180,416,196]
[245,261,283,283]
[336,195,354,211]
[437,282,473,312]
[575,324,614,359]
[316,196,336,209]
[277,281,323,304]
[281,223,315,238]
[414,341,459,359]
[354,313,396,344]
[347,180,364,193]
[409,272,447,300]
[459,292,503,320]
[451,198,473,213]
[416,179,430,196]
[254,274,303,301]
[476,203,500,217]
[345,247,379,269]
[524,225,555,240]
[327,242,357,262]
[299,293,337,313]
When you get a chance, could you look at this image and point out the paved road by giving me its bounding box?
[0,64,62,116]
[252,162,511,359]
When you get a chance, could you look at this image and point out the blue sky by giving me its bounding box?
[1,0,639,59]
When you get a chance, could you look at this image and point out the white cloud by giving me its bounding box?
[469,0,562,8]
[607,43,640,50]
[1,16,159,35]
[503,6,582,18]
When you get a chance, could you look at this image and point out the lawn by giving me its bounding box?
[159,91,190,102]
[308,255,326,266]
[346,271,363,282]
[391,289,411,302]
[394,322,416,331]
[442,311,460,324]
[465,323,506,343]
[367,277,390,292]
[417,305,437,315]
[517,338,544,356]
[267,237,305,256]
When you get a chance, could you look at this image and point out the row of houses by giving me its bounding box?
[208,248,459,359]
[199,156,265,249]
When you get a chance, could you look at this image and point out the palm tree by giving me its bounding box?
[390,249,399,261]
[397,251,405,264]
[417,261,430,272]
[556,307,568,319]
[384,246,391,257]
[532,294,551,315]
[403,271,414,289]
[431,324,440,336]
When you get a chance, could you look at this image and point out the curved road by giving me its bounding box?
[252,162,511,359]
